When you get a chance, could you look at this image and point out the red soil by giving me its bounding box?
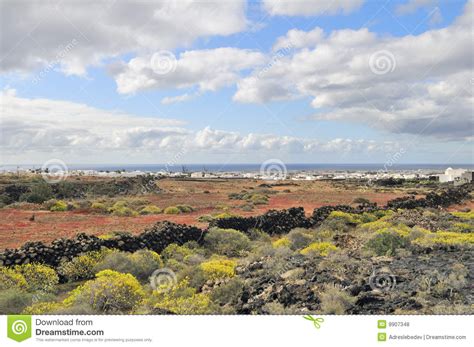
[0,179,408,249]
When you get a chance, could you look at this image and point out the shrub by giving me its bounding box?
[365,231,408,256]
[327,211,361,224]
[176,204,194,213]
[164,206,180,214]
[320,284,356,314]
[151,279,213,314]
[200,258,236,280]
[64,270,145,313]
[204,228,251,257]
[0,267,27,291]
[49,200,68,211]
[93,250,163,281]
[21,181,53,203]
[358,220,392,233]
[210,277,244,307]
[91,202,107,213]
[58,249,112,282]
[250,194,268,205]
[451,222,474,233]
[412,231,474,246]
[111,206,138,217]
[139,205,162,215]
[161,244,194,263]
[0,289,33,314]
[23,302,62,315]
[15,263,59,292]
[300,242,338,257]
[272,237,291,248]
[287,228,314,250]
[451,211,474,220]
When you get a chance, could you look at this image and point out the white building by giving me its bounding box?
[438,167,466,183]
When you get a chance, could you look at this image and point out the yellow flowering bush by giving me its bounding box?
[23,302,62,315]
[300,242,338,257]
[0,267,27,291]
[139,205,162,215]
[49,200,68,211]
[15,263,59,292]
[412,231,474,246]
[200,258,236,280]
[272,237,291,248]
[327,211,362,224]
[151,279,213,314]
[64,270,145,313]
[451,211,474,220]
[58,249,112,282]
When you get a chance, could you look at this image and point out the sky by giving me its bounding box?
[0,0,473,166]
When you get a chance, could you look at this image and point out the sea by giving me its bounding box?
[2,163,473,173]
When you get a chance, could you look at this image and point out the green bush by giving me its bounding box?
[14,263,59,292]
[91,202,107,213]
[0,289,33,314]
[49,200,68,211]
[139,205,162,215]
[210,277,244,307]
[111,206,138,217]
[366,230,409,256]
[21,182,53,203]
[287,228,314,250]
[64,270,145,313]
[176,204,194,213]
[93,250,163,281]
[164,206,180,214]
[320,284,356,314]
[58,249,112,282]
[204,228,251,257]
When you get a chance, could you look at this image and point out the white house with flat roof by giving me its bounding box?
[438,167,466,183]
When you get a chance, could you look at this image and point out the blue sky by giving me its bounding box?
[0,0,472,165]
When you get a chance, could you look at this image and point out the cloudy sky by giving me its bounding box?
[0,0,472,165]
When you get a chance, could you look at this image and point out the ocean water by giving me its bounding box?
[2,163,473,173]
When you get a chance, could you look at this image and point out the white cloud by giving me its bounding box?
[273,27,324,51]
[263,0,365,16]
[0,0,247,75]
[161,93,196,105]
[113,48,265,95]
[396,0,437,15]
[0,91,399,163]
[234,1,473,140]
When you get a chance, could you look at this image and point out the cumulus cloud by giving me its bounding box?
[0,91,399,162]
[234,1,473,140]
[113,47,265,95]
[0,0,247,75]
[263,0,365,16]
[272,27,325,51]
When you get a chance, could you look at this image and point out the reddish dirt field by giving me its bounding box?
[0,178,422,249]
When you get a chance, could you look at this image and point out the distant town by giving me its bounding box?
[4,166,473,185]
